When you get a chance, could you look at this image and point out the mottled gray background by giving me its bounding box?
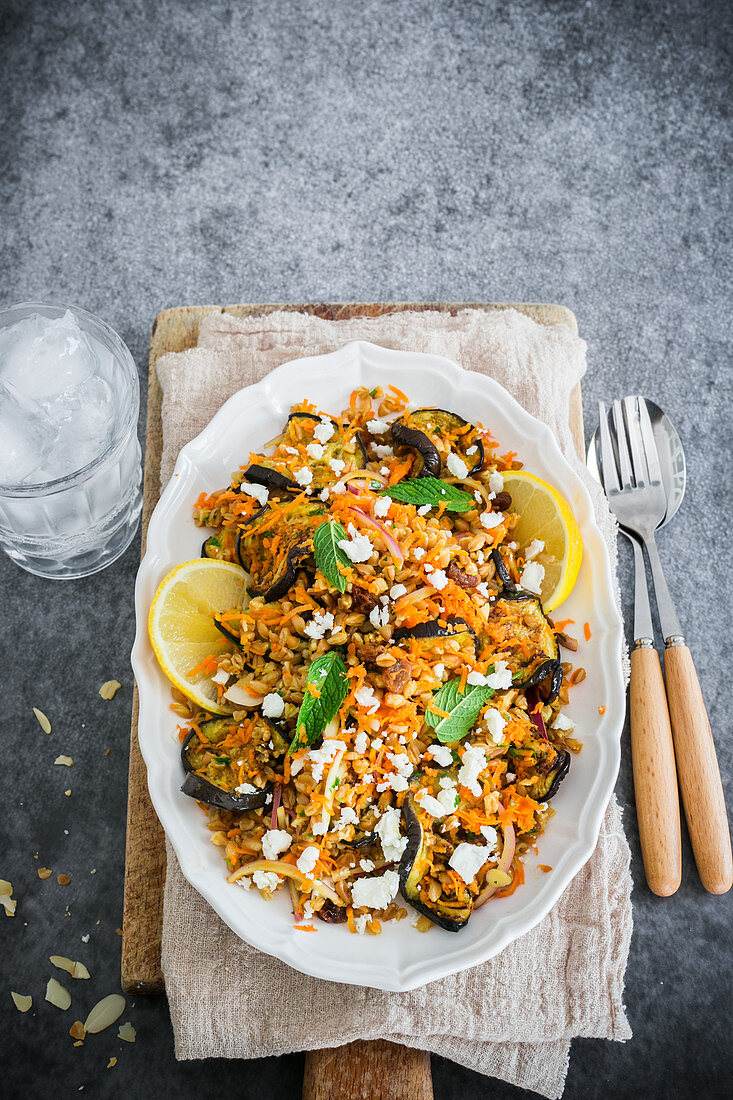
[1,0,731,1097]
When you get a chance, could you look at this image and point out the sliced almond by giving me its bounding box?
[117,1021,136,1043]
[33,707,52,733]
[107,1057,118,1068]
[38,867,52,880]
[11,992,32,1013]
[46,977,72,1010]
[83,993,126,1034]
[69,1020,86,1040]
[50,956,91,980]
[1,895,16,917]
[99,680,122,700]
[54,756,74,767]
[0,879,12,896]
[64,790,72,797]
[57,874,72,885]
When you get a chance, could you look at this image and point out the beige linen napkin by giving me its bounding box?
[156,307,633,1099]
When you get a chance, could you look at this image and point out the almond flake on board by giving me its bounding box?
[84,994,126,1034]
[54,756,74,767]
[107,1057,117,1068]
[11,992,32,1013]
[46,978,72,1010]
[99,680,122,700]
[37,867,52,879]
[0,881,16,917]
[118,1021,136,1043]
[33,707,52,733]
[57,874,72,885]
[50,956,90,980]
[69,1020,86,1040]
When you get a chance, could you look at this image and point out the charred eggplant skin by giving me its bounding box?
[391,409,484,479]
[490,548,514,589]
[244,463,300,493]
[180,729,270,812]
[399,794,472,932]
[201,536,226,560]
[390,417,440,478]
[236,501,322,601]
[486,588,562,699]
[535,746,570,800]
[408,409,484,476]
[393,616,476,644]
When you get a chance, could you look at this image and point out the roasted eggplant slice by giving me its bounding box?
[391,408,484,479]
[236,501,325,601]
[243,462,300,494]
[180,714,287,811]
[484,589,561,695]
[532,745,570,801]
[393,617,476,661]
[213,614,244,649]
[399,794,473,931]
[201,535,227,560]
[490,547,514,589]
[282,413,367,490]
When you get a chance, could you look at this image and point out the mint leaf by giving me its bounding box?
[380,477,475,513]
[289,652,348,752]
[313,519,351,592]
[425,677,494,743]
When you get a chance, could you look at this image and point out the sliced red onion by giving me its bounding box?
[526,686,548,740]
[474,822,516,908]
[349,506,404,565]
[270,783,282,829]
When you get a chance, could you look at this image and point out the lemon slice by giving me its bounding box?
[500,471,583,612]
[148,559,249,714]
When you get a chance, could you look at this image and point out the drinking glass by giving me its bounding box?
[0,302,143,579]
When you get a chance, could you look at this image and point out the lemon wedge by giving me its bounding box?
[148,559,249,714]
[500,471,583,612]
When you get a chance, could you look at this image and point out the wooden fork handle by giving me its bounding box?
[663,644,733,894]
[629,645,682,896]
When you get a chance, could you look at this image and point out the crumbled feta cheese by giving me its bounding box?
[262,692,285,718]
[480,511,504,530]
[476,582,490,598]
[413,546,426,560]
[239,481,269,507]
[417,504,431,516]
[458,744,487,797]
[261,829,292,861]
[373,444,393,458]
[313,417,335,443]
[235,781,257,795]
[353,730,368,754]
[296,846,320,877]
[428,743,453,767]
[433,662,445,678]
[306,442,325,459]
[334,806,359,830]
[253,869,282,891]
[354,913,370,934]
[474,490,482,502]
[373,495,391,518]
[488,471,504,493]
[380,466,390,476]
[480,825,498,853]
[338,523,373,563]
[332,480,346,495]
[379,594,389,606]
[351,870,399,910]
[284,446,298,455]
[362,773,374,784]
[552,712,575,731]
[505,772,515,782]
[466,445,478,456]
[319,487,330,502]
[329,458,346,475]
[484,708,507,743]
[387,773,409,792]
[374,805,408,861]
[524,538,545,561]
[369,604,389,628]
[311,820,327,835]
[468,660,514,691]
[476,549,485,564]
[521,561,545,595]
[308,740,347,782]
[429,568,448,590]
[415,780,459,818]
[449,842,490,885]
[294,467,313,487]
[211,667,230,685]
[359,859,375,872]
[355,685,380,714]
[446,453,469,479]
[289,755,306,776]
[304,610,335,640]
[372,738,384,750]
[302,900,314,921]
[389,583,407,600]
[367,419,390,434]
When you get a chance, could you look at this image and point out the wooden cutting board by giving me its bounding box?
[122,300,580,1100]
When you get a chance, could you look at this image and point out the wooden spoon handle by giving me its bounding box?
[303,1042,433,1100]
[663,644,733,894]
[629,645,682,896]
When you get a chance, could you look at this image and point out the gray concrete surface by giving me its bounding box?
[1,0,731,1097]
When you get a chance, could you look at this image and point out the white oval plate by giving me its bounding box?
[132,340,624,992]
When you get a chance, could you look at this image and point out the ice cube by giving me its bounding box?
[0,310,96,402]
[0,386,58,485]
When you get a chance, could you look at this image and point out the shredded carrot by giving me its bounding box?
[583,621,591,641]
[598,705,606,716]
[293,923,317,932]
[538,865,552,873]
[552,618,575,632]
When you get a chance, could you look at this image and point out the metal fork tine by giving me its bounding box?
[623,395,648,487]
[597,401,620,493]
[637,396,664,485]
[612,399,634,490]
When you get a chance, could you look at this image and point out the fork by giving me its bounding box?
[598,400,681,896]
[603,397,732,894]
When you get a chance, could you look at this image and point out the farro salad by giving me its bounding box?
[169,386,583,934]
